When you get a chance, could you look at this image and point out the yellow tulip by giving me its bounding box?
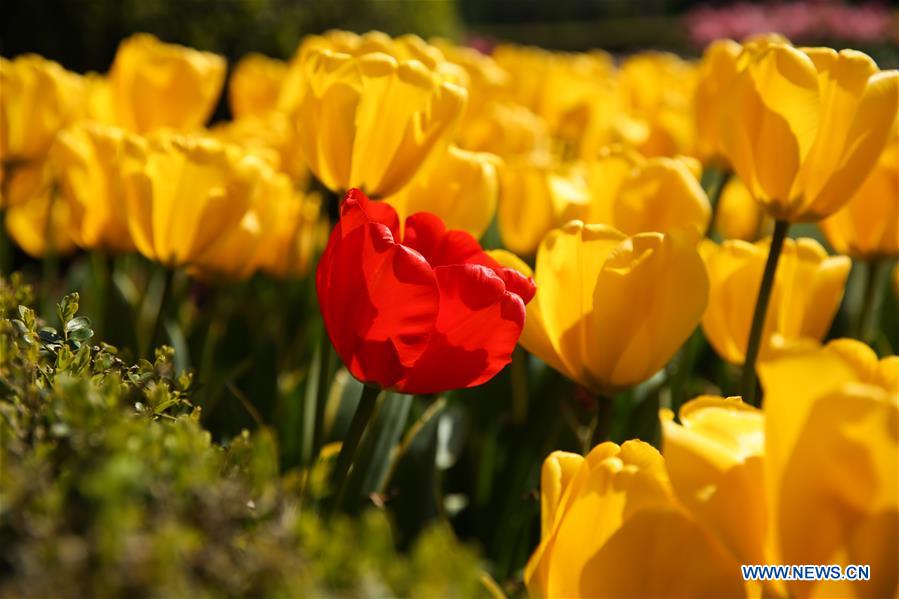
[384,145,500,239]
[580,148,710,237]
[253,191,324,279]
[430,38,508,117]
[189,161,310,280]
[121,134,262,272]
[702,237,851,364]
[456,101,550,158]
[720,44,899,222]
[51,123,135,252]
[714,175,770,241]
[528,339,897,598]
[820,132,899,259]
[758,338,898,599]
[293,46,466,197]
[662,363,897,599]
[279,30,465,114]
[229,53,288,119]
[211,112,308,184]
[109,33,226,133]
[525,441,746,598]
[496,157,589,256]
[503,221,708,393]
[3,159,76,257]
[0,55,84,163]
[618,51,697,158]
[660,396,768,569]
[693,39,742,164]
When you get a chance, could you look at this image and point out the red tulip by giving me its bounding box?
[317,189,536,394]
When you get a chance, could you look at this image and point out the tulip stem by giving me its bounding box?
[704,169,731,238]
[855,260,883,344]
[741,219,790,406]
[146,267,175,357]
[590,395,615,449]
[330,384,381,510]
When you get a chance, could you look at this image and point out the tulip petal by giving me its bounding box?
[579,506,747,598]
[536,222,626,389]
[526,441,675,598]
[794,50,898,219]
[775,386,898,598]
[317,218,439,388]
[539,451,584,540]
[397,263,525,394]
[590,230,709,389]
[404,212,537,304]
[661,397,767,566]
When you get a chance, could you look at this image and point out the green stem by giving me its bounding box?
[312,331,334,459]
[330,384,380,508]
[590,394,615,449]
[741,219,790,406]
[855,260,883,344]
[146,267,175,357]
[704,169,731,238]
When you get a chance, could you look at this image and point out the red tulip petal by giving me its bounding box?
[340,188,400,239]
[493,267,537,304]
[317,218,439,388]
[403,211,536,305]
[397,263,527,394]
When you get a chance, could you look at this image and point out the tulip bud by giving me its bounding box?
[3,159,76,257]
[109,33,226,133]
[293,41,467,197]
[581,148,711,237]
[617,51,698,158]
[497,157,590,256]
[693,39,742,165]
[316,189,535,394]
[121,134,260,271]
[714,175,770,241]
[702,237,851,364]
[500,220,708,393]
[820,133,899,259]
[385,145,500,239]
[0,55,85,163]
[525,440,745,598]
[51,123,135,252]
[660,396,767,566]
[758,339,899,599]
[720,43,899,222]
[229,53,288,119]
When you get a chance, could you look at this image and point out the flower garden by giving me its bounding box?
[1,9,898,598]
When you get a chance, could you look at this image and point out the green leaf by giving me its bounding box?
[338,391,413,513]
[387,398,446,548]
[65,316,91,333]
[57,292,80,326]
[38,327,62,344]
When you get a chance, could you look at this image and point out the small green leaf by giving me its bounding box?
[65,316,91,333]
[69,326,94,343]
[38,327,62,344]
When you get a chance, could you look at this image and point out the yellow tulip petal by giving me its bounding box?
[592,230,709,390]
[110,33,226,133]
[535,222,626,389]
[661,397,767,565]
[539,451,584,539]
[794,50,898,220]
[526,441,674,598]
[385,145,499,238]
[775,385,898,598]
[579,506,747,598]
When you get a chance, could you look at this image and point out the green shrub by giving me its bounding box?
[0,275,488,598]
